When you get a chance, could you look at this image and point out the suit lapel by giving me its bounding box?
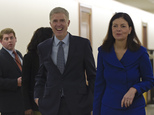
[47,37,57,67]
[102,46,124,69]
[47,37,61,73]
[1,48,22,72]
[64,34,75,74]
[16,50,22,59]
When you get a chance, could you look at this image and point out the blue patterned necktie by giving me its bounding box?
[57,41,65,74]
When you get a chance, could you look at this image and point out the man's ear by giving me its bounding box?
[68,20,70,26]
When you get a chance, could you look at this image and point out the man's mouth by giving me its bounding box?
[56,28,62,31]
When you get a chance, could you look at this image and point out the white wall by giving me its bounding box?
[0,0,78,53]
[1,0,154,63]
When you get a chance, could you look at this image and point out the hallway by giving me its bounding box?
[146,104,154,115]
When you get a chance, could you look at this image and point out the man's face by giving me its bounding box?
[0,33,17,50]
[50,13,70,40]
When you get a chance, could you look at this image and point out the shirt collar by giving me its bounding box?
[54,33,69,46]
[2,46,15,55]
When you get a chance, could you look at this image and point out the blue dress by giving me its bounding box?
[93,46,154,115]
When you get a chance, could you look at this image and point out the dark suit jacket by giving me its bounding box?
[34,33,96,115]
[93,46,154,115]
[0,48,24,113]
[22,52,39,111]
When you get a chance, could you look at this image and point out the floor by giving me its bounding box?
[0,105,154,115]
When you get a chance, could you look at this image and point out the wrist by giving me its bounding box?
[130,87,137,93]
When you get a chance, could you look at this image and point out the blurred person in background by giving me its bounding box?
[22,27,53,115]
[0,28,24,115]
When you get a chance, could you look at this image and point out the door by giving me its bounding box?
[142,23,147,48]
[79,5,92,44]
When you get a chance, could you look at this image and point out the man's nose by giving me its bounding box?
[8,38,12,42]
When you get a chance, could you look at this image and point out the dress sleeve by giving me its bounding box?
[93,47,106,115]
[133,51,154,96]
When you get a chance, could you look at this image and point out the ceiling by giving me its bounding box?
[115,0,154,14]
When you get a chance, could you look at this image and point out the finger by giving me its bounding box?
[126,100,131,107]
[127,101,130,107]
[124,100,128,107]
[121,98,124,107]
[125,100,130,107]
[129,99,133,105]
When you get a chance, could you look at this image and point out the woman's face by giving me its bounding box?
[112,17,132,41]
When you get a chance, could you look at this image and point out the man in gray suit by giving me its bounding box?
[34,7,96,115]
[0,28,24,115]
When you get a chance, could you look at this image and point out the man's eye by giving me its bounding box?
[53,20,57,23]
[4,38,8,40]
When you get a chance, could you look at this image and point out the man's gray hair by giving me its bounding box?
[49,7,69,21]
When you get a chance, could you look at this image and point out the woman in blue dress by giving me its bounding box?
[93,12,154,115]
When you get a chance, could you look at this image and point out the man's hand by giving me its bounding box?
[25,109,33,115]
[17,77,22,87]
[35,98,39,106]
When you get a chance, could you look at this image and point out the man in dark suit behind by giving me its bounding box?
[0,28,24,115]
[34,7,96,115]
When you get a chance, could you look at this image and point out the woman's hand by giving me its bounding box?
[121,87,137,108]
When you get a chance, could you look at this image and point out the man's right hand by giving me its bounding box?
[25,109,33,115]
[17,77,22,87]
[35,98,39,106]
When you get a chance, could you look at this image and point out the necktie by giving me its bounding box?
[13,51,22,71]
[57,41,65,74]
